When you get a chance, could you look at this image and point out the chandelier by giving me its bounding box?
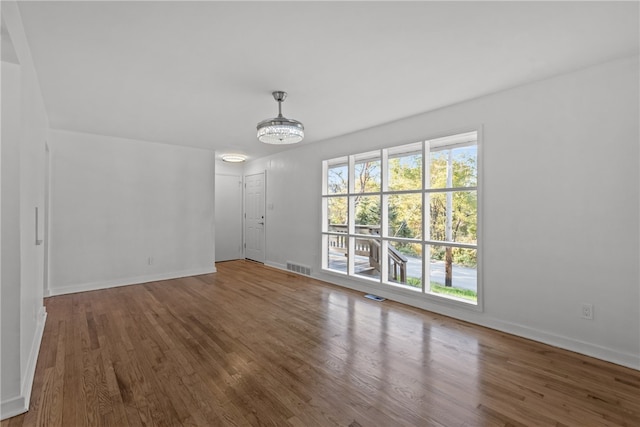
[256,91,304,144]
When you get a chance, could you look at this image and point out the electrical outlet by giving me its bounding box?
[148,256,154,265]
[581,303,593,320]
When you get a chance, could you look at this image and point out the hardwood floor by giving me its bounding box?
[2,260,639,426]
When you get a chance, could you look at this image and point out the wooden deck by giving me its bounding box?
[2,260,639,426]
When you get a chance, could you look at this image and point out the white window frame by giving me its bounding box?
[321,128,482,310]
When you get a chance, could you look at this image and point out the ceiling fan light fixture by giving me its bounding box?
[257,91,304,144]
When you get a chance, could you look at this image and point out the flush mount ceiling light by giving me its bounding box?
[221,153,246,163]
[257,91,304,144]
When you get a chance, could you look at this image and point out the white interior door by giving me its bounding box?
[244,172,265,263]
[215,173,243,262]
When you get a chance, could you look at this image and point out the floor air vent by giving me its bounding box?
[286,261,311,276]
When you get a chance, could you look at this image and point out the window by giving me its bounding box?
[322,131,479,305]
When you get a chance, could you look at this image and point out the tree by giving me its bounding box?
[355,196,380,226]
[327,164,348,194]
[429,148,477,286]
[329,160,382,230]
[327,147,477,286]
[388,155,422,237]
[353,160,381,234]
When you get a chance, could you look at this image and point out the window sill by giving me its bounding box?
[318,268,483,313]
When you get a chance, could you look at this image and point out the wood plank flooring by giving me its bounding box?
[2,260,639,426]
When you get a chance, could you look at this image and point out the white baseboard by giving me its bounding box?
[356,282,640,370]
[264,261,287,271]
[1,307,47,421]
[479,317,640,370]
[0,395,26,421]
[47,267,217,297]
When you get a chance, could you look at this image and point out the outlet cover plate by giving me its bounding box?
[581,303,593,320]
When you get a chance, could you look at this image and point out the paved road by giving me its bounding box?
[331,252,477,291]
[405,257,477,291]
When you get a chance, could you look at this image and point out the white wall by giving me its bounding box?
[244,56,640,369]
[1,1,49,419]
[47,130,216,295]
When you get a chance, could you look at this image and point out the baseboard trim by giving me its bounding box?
[1,307,47,421]
[264,261,287,271]
[0,395,26,422]
[371,285,640,370]
[47,267,217,297]
[478,317,640,370]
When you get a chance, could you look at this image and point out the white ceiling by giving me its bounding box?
[16,1,639,161]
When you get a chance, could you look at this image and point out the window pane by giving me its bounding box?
[385,240,422,290]
[354,155,381,193]
[326,234,348,274]
[322,132,479,305]
[429,146,477,189]
[327,197,348,233]
[327,164,348,194]
[428,191,477,244]
[387,143,422,191]
[428,192,446,241]
[388,193,422,239]
[452,146,477,187]
[354,195,380,235]
[354,237,381,281]
[427,245,477,302]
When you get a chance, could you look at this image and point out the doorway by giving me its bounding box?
[244,172,265,263]
[214,173,243,262]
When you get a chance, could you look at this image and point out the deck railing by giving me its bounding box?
[327,225,407,283]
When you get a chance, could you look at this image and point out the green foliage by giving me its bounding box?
[406,277,422,288]
[430,246,477,268]
[386,155,423,248]
[428,149,477,267]
[388,193,422,239]
[452,247,476,267]
[355,196,380,226]
[430,149,477,188]
[354,160,381,193]
[388,155,422,191]
[327,145,477,267]
[395,279,477,302]
[430,282,477,301]
[327,197,347,227]
[387,153,422,240]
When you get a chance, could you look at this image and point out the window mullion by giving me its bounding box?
[380,148,389,283]
[347,155,355,275]
[322,130,478,306]
[423,140,429,293]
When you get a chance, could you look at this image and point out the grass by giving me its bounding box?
[429,282,477,301]
[397,277,478,302]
